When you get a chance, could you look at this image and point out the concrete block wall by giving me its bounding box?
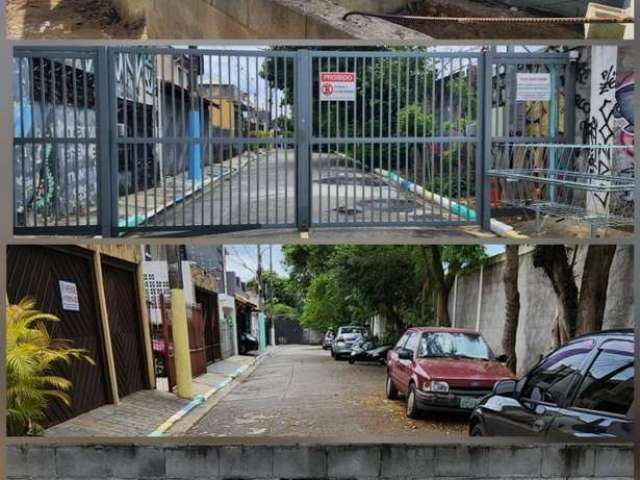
[450,245,634,375]
[113,0,429,40]
[6,440,634,479]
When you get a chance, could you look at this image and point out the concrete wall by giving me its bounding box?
[449,245,634,375]
[114,0,428,39]
[6,440,633,479]
[112,0,147,22]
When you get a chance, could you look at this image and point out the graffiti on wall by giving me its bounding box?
[12,58,98,224]
[585,46,634,213]
[614,72,634,159]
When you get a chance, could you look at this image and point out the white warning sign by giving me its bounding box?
[319,72,356,101]
[516,73,551,101]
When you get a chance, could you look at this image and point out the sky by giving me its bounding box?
[226,244,506,282]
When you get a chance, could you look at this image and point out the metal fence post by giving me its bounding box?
[96,47,114,237]
[478,48,492,231]
[295,50,311,231]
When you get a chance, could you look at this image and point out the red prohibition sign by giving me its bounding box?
[322,83,334,96]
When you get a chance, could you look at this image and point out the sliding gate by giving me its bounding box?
[12,47,576,236]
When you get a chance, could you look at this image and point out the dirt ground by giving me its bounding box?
[6,0,145,39]
[393,0,581,39]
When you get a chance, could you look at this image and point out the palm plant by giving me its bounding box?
[6,298,94,436]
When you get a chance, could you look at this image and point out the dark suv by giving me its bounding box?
[469,329,634,439]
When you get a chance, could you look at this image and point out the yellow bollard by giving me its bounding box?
[170,288,194,399]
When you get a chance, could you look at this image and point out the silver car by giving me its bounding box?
[331,326,367,360]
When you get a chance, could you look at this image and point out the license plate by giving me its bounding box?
[460,397,478,409]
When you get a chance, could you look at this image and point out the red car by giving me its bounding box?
[386,327,514,418]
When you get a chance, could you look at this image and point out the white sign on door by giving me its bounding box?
[516,73,551,101]
[319,72,357,101]
[59,281,80,311]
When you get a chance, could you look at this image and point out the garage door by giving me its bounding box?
[6,245,111,427]
[101,258,148,398]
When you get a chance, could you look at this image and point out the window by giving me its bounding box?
[405,333,420,352]
[394,332,411,351]
[417,332,493,360]
[521,339,594,405]
[572,343,634,416]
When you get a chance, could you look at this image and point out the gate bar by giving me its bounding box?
[296,50,311,231]
[479,48,492,230]
[97,47,114,238]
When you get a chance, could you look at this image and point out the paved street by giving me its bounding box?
[188,345,468,438]
[150,148,475,231]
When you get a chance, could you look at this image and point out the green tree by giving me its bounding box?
[418,245,487,327]
[283,245,485,337]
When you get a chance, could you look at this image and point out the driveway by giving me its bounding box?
[148,148,479,237]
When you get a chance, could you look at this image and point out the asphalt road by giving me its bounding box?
[188,345,468,439]
[150,148,468,229]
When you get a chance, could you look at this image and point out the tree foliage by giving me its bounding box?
[282,244,487,338]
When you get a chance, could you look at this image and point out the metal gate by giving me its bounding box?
[12,46,577,236]
[306,50,483,228]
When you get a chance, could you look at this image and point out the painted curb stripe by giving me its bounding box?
[148,353,269,437]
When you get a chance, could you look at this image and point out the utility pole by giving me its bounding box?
[256,246,263,310]
[268,245,276,346]
[256,246,268,350]
[166,245,194,399]
[222,245,228,295]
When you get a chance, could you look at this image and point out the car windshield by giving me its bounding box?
[418,332,493,361]
[340,327,364,334]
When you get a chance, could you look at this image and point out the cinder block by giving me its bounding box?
[379,445,435,477]
[6,446,28,477]
[165,446,219,479]
[27,447,56,479]
[433,446,481,477]
[487,446,542,477]
[594,446,634,478]
[56,446,107,478]
[541,445,595,478]
[273,446,327,478]
[218,445,274,479]
[327,445,380,478]
[104,446,166,479]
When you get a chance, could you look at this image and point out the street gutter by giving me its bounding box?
[375,167,528,239]
[148,350,273,437]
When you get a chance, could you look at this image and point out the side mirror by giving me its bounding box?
[492,379,518,397]
[398,349,413,360]
[495,354,508,363]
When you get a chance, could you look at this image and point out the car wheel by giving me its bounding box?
[334,354,341,361]
[406,385,421,419]
[385,373,399,400]
[348,357,355,364]
[470,422,485,437]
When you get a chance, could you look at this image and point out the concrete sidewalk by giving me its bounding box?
[43,352,270,437]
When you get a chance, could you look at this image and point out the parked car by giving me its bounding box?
[239,332,259,354]
[386,327,514,418]
[332,326,367,360]
[469,329,634,439]
[322,330,335,350]
[349,339,392,365]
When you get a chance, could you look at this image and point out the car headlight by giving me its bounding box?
[423,381,450,393]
